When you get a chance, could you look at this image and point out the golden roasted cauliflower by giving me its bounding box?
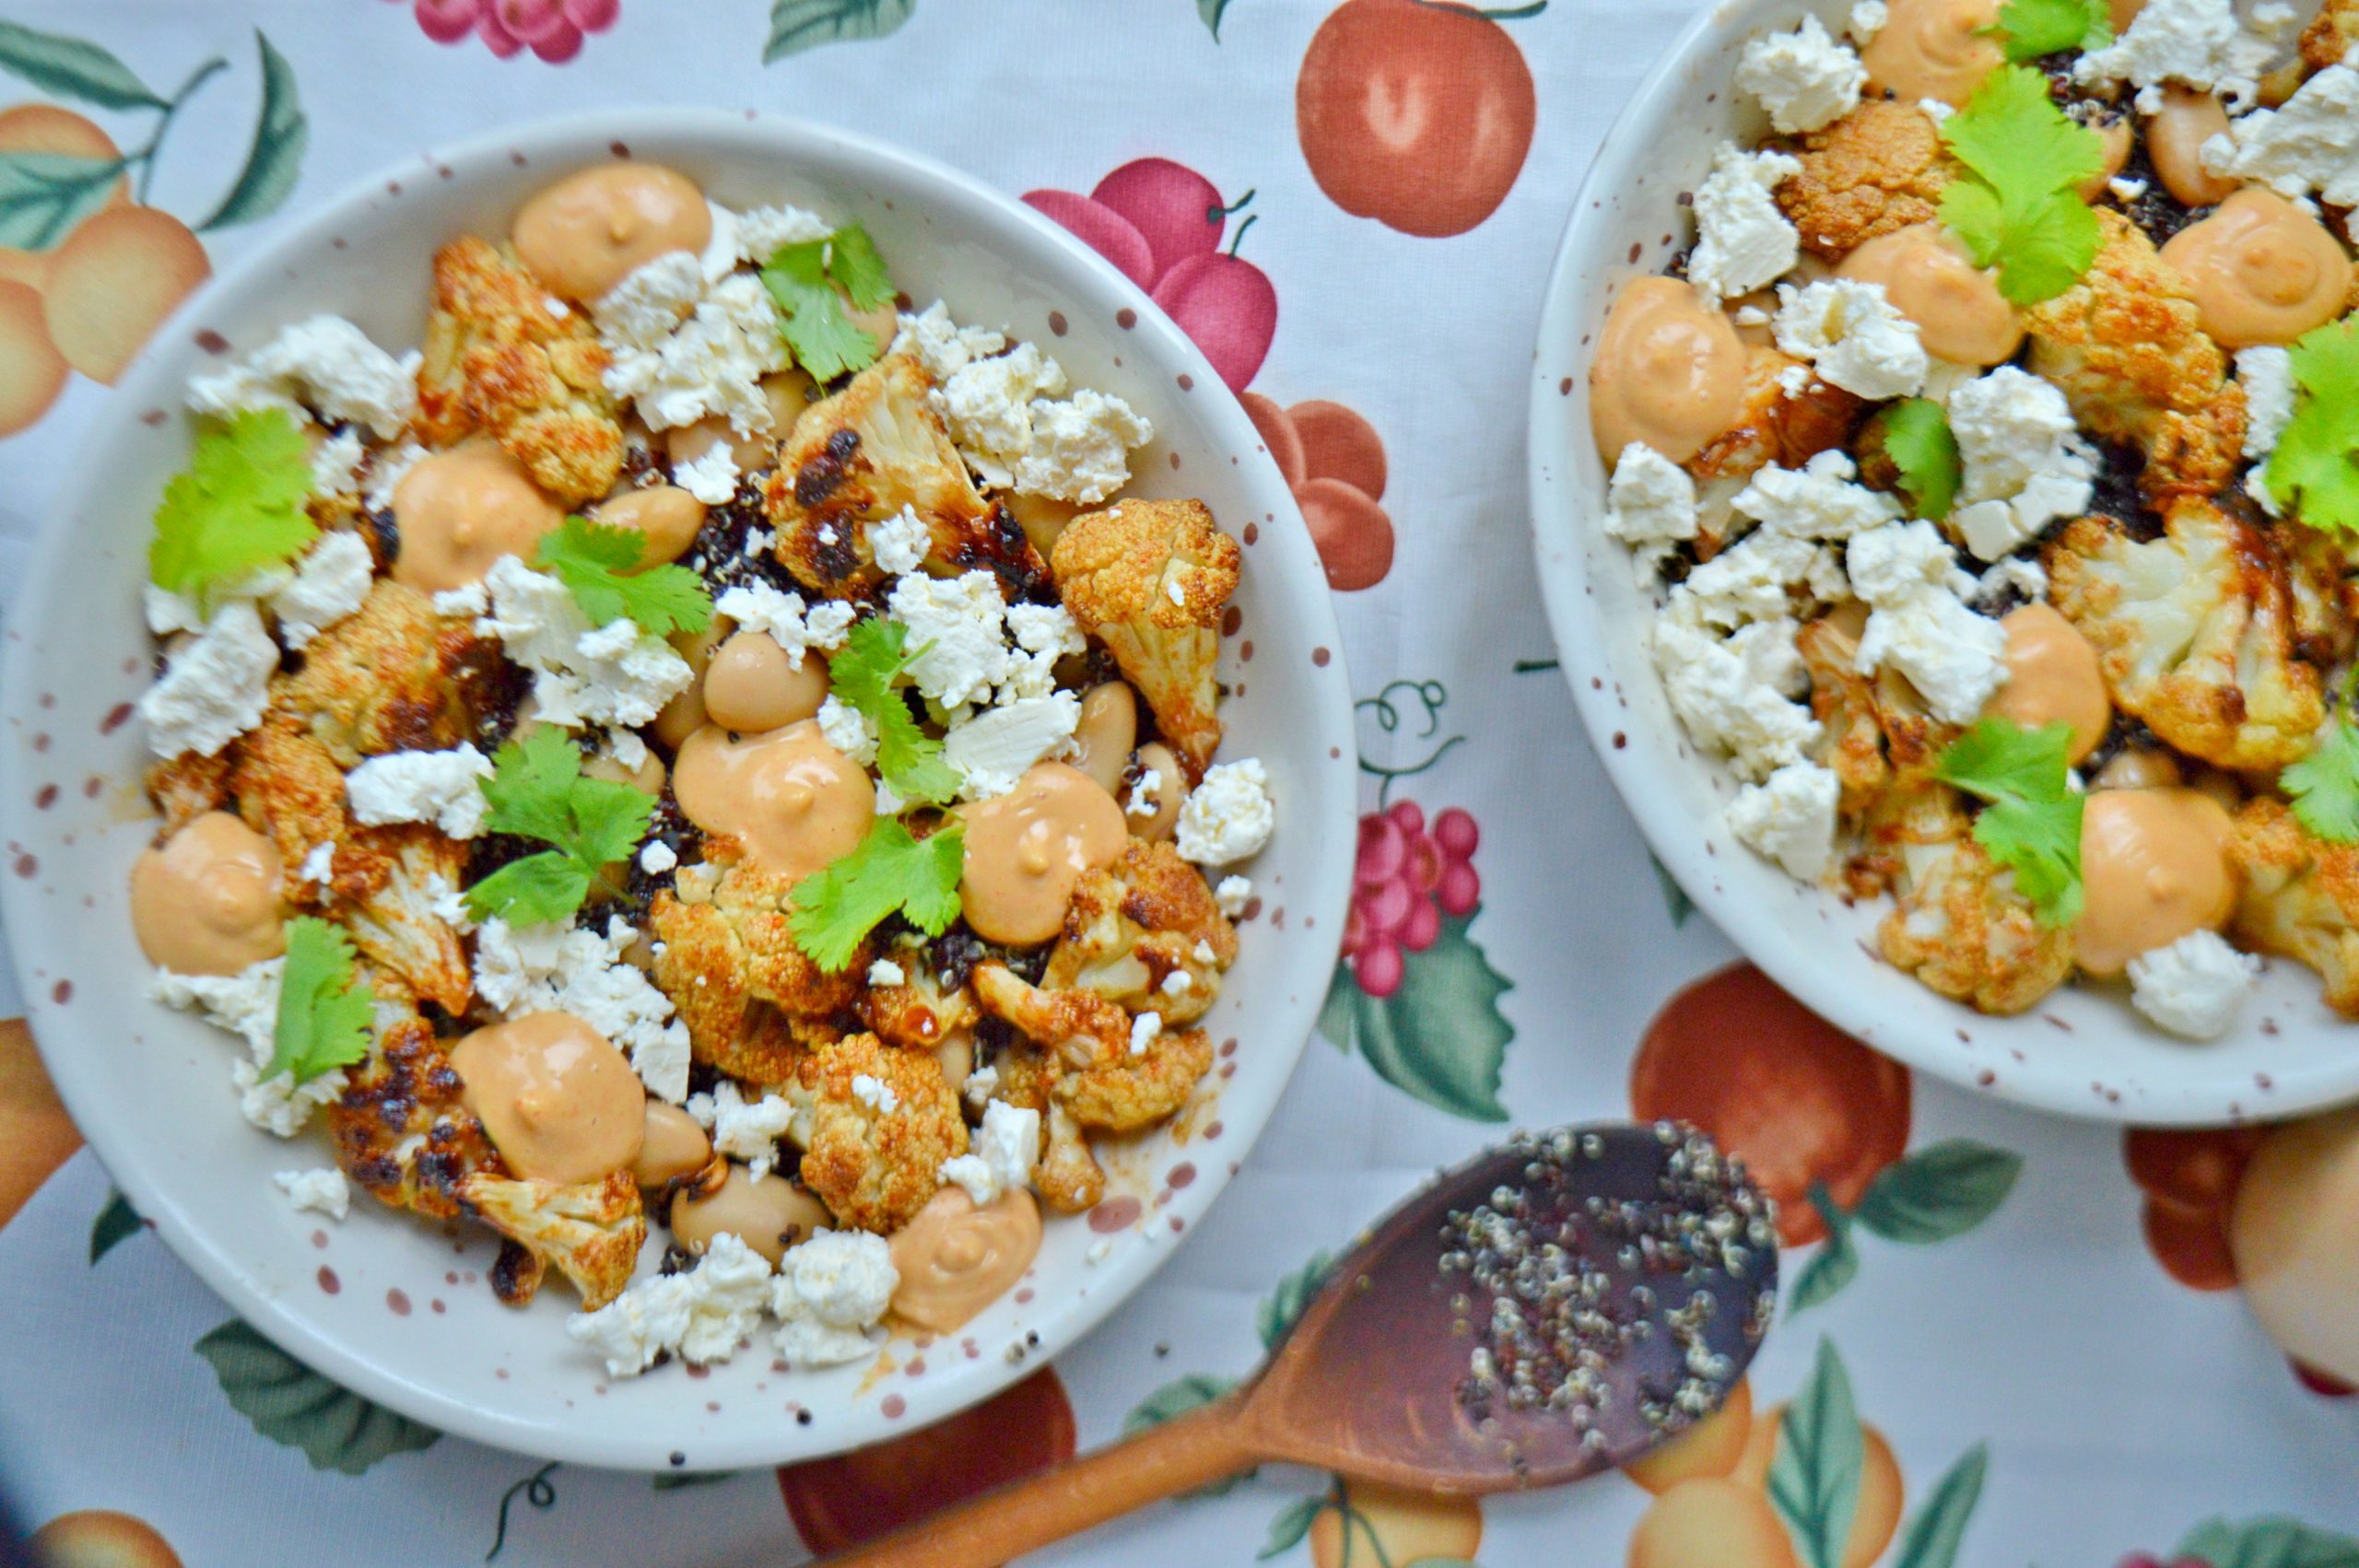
[457,1169,645,1310]
[2232,797,2359,1015]
[417,235,623,507]
[1045,841,1238,1024]
[1797,605,1951,822]
[1775,101,1953,260]
[229,715,391,907]
[1875,789,2075,1014]
[981,1040,1106,1213]
[972,964,1213,1134]
[855,948,979,1049]
[780,1033,967,1234]
[1687,348,1862,507]
[2301,0,2359,74]
[2278,518,2359,670]
[146,749,232,840]
[331,1010,495,1223]
[277,579,502,766]
[343,827,473,1014]
[2046,501,2324,770]
[1050,497,1240,777]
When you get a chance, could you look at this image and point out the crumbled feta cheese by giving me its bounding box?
[568,1233,776,1377]
[1127,768,1165,818]
[692,1081,795,1176]
[727,203,834,266]
[311,427,366,498]
[867,958,906,989]
[1946,367,2097,560]
[139,602,277,760]
[1773,278,1927,400]
[1687,145,1804,303]
[770,1231,897,1367]
[1731,449,1900,542]
[1191,938,1218,965]
[816,695,878,765]
[153,960,347,1136]
[933,334,1154,503]
[1669,530,1845,632]
[712,581,854,664]
[185,315,421,439]
[1160,969,1193,996]
[1736,15,1866,134]
[1919,97,1954,124]
[476,556,694,730]
[569,1273,695,1378]
[673,440,740,505]
[2108,176,2150,201]
[1604,442,1701,564]
[1128,1012,1163,1057]
[364,439,426,512]
[2237,345,2294,462]
[598,258,789,435]
[299,842,335,886]
[639,839,678,875]
[1651,616,1822,781]
[868,504,932,575]
[2128,929,2262,1039]
[937,1099,1041,1208]
[1727,761,1841,881]
[1846,515,1976,603]
[1000,602,1086,702]
[268,532,373,650]
[2076,0,2272,111]
[1175,758,1275,866]
[274,1167,351,1221]
[1848,0,1887,41]
[1215,876,1252,917]
[943,692,1083,802]
[1848,519,2008,722]
[887,570,1012,708]
[851,1072,900,1115]
[893,301,1010,381]
[1974,556,2049,605]
[963,1062,1001,1108]
[472,917,692,1102]
[345,743,495,838]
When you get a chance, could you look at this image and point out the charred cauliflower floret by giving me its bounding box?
[146,749,231,839]
[278,579,502,766]
[761,350,1039,594]
[2027,210,2246,504]
[229,715,395,907]
[343,827,473,1014]
[2233,797,2359,1014]
[780,1032,967,1235]
[855,949,979,1049]
[1875,787,2075,1014]
[417,235,623,507]
[1050,497,1240,777]
[331,1010,494,1223]
[1775,101,1953,260]
[972,964,1213,1134]
[1045,841,1238,1024]
[1686,348,1863,556]
[2278,518,2359,670]
[457,1169,645,1310]
[2046,501,2324,770]
[1797,605,1951,821]
[648,849,865,1086]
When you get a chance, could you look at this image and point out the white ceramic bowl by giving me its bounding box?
[0,109,1355,1469]
[1528,0,2359,1127]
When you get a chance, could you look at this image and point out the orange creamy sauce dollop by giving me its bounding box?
[450,1011,645,1185]
[1861,0,2003,107]
[130,811,285,975]
[2076,788,2237,977]
[1589,276,1746,465]
[388,436,563,593]
[1837,224,2021,367]
[672,719,874,880]
[888,1187,1044,1333]
[957,762,1129,946]
[511,163,711,303]
[1982,603,2109,764]
[2160,188,2353,348]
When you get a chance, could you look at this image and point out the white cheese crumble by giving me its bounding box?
[887,570,1013,709]
[850,1072,900,1115]
[1847,519,2008,723]
[1160,969,1193,996]
[771,1231,898,1367]
[1946,367,2098,560]
[152,960,347,1136]
[472,917,692,1102]
[568,1232,776,1377]
[1127,768,1166,818]
[1175,758,1276,867]
[712,581,856,664]
[1736,15,1866,135]
[311,427,366,499]
[2128,928,2262,1039]
[868,504,932,576]
[922,318,1154,503]
[1772,278,1928,401]
[1727,760,1841,881]
[598,255,789,435]
[1128,1011,1163,1057]
[673,440,741,505]
[1001,603,1087,702]
[639,839,678,875]
[1731,448,1900,542]
[1651,615,1823,781]
[1604,442,1702,568]
[724,203,835,268]
[1215,875,1253,917]
[2236,345,2295,462]
[2075,0,2272,111]
[937,1099,1040,1208]
[689,1082,795,1176]
[943,692,1083,802]
[867,958,907,989]
[894,301,1009,380]
[138,601,277,760]
[185,315,421,439]
[299,842,335,887]
[268,532,374,651]
[274,1167,350,1222]
[345,743,495,838]
[1687,146,1804,303]
[363,439,426,512]
[816,694,878,765]
[1848,0,1888,41]
[475,555,694,731]
[1974,556,2049,605]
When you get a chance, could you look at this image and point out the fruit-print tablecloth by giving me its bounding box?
[1,3,2355,1564]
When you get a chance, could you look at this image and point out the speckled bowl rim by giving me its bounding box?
[0,107,1356,1469]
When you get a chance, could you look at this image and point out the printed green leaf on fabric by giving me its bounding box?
[0,19,167,109]
[1258,1497,1324,1562]
[200,32,305,230]
[1891,1445,1990,1568]
[1650,851,1696,928]
[194,1320,440,1473]
[1327,915,1513,1121]
[1768,1339,1866,1568]
[88,1189,141,1264]
[1258,1250,1338,1350]
[1853,1140,2024,1244]
[1786,1186,1860,1316]
[1124,1375,1250,1497]
[2176,1517,2359,1568]
[1198,0,1238,38]
[765,0,919,61]
[0,151,125,252]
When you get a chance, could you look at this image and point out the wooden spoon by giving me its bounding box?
[824,1121,1778,1566]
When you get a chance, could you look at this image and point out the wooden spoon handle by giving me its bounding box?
[818,1395,1260,1567]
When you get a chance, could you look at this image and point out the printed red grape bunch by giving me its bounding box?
[1025,158,1276,392]
[1343,801,1479,998]
[393,0,619,62]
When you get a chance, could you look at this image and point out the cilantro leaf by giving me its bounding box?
[1939,64,2105,305]
[759,225,895,381]
[269,917,375,1086]
[464,728,656,925]
[827,617,962,806]
[1934,718,2085,926]
[1882,398,1962,520]
[2284,720,2359,841]
[148,409,319,609]
[2266,317,2359,534]
[1990,0,2111,60]
[789,818,965,972]
[533,514,712,638]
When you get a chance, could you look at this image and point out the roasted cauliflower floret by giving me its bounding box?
[1775,101,1953,260]
[417,235,623,506]
[344,827,472,1014]
[1050,497,1240,777]
[780,1032,967,1234]
[648,849,865,1086]
[1875,789,2075,1014]
[1045,841,1238,1024]
[972,964,1213,1134]
[2028,210,2246,504]
[1797,604,1950,821]
[761,349,1039,594]
[1685,348,1863,555]
[2233,797,2359,1014]
[229,715,395,907]
[278,579,503,765]
[2046,501,2324,770]
[145,749,231,839]
[968,1039,1105,1213]
[2301,0,2359,74]
[855,948,978,1049]
[2278,519,2359,670]
[457,1169,645,1310]
[330,1010,495,1223]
